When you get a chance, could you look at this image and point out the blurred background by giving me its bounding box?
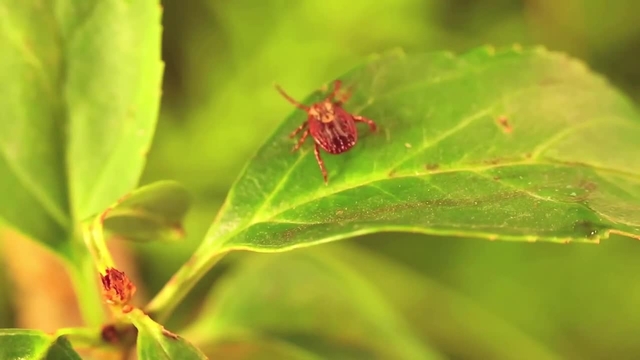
[3,0,640,358]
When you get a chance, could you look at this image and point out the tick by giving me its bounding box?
[275,80,377,183]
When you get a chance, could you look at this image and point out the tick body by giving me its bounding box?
[275,80,377,183]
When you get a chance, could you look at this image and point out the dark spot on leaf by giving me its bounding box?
[493,176,501,181]
[484,158,501,165]
[573,220,605,239]
[524,152,532,159]
[388,169,397,177]
[496,116,512,133]
[425,163,439,171]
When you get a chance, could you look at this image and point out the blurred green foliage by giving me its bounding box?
[3,0,639,357]
[133,0,640,357]
[0,251,12,329]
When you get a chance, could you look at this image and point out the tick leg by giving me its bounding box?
[289,122,308,138]
[331,80,355,106]
[353,115,377,132]
[314,143,328,184]
[275,84,310,111]
[336,84,355,105]
[292,129,310,152]
[327,80,342,101]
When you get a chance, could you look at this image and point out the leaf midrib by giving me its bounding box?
[205,157,639,252]
[255,158,639,221]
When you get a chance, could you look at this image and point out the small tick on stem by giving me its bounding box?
[275,80,377,183]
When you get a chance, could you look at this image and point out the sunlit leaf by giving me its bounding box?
[195,46,640,259]
[183,248,443,359]
[0,0,163,252]
[127,309,207,360]
[0,329,81,360]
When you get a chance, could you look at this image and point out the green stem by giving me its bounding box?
[82,219,115,273]
[67,243,107,327]
[144,248,227,323]
[56,326,104,348]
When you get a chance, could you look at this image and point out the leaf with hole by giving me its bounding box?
[0,0,163,253]
[191,46,640,261]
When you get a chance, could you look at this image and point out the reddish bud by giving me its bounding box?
[101,268,136,305]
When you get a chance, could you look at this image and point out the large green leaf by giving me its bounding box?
[0,0,163,251]
[195,46,640,258]
[146,46,640,325]
[127,309,207,360]
[182,248,443,359]
[0,329,81,360]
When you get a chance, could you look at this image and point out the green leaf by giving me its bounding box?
[0,329,81,360]
[198,46,640,256]
[323,243,562,359]
[199,337,321,360]
[0,0,163,250]
[182,249,444,359]
[100,180,190,242]
[127,308,208,360]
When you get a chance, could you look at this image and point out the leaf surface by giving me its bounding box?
[197,47,640,256]
[183,248,443,360]
[0,0,163,251]
[128,309,208,360]
[0,329,81,360]
[323,243,561,359]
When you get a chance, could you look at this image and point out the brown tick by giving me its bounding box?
[275,80,377,183]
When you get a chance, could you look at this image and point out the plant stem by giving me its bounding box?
[82,219,115,273]
[144,248,227,323]
[67,243,107,327]
[56,326,104,347]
